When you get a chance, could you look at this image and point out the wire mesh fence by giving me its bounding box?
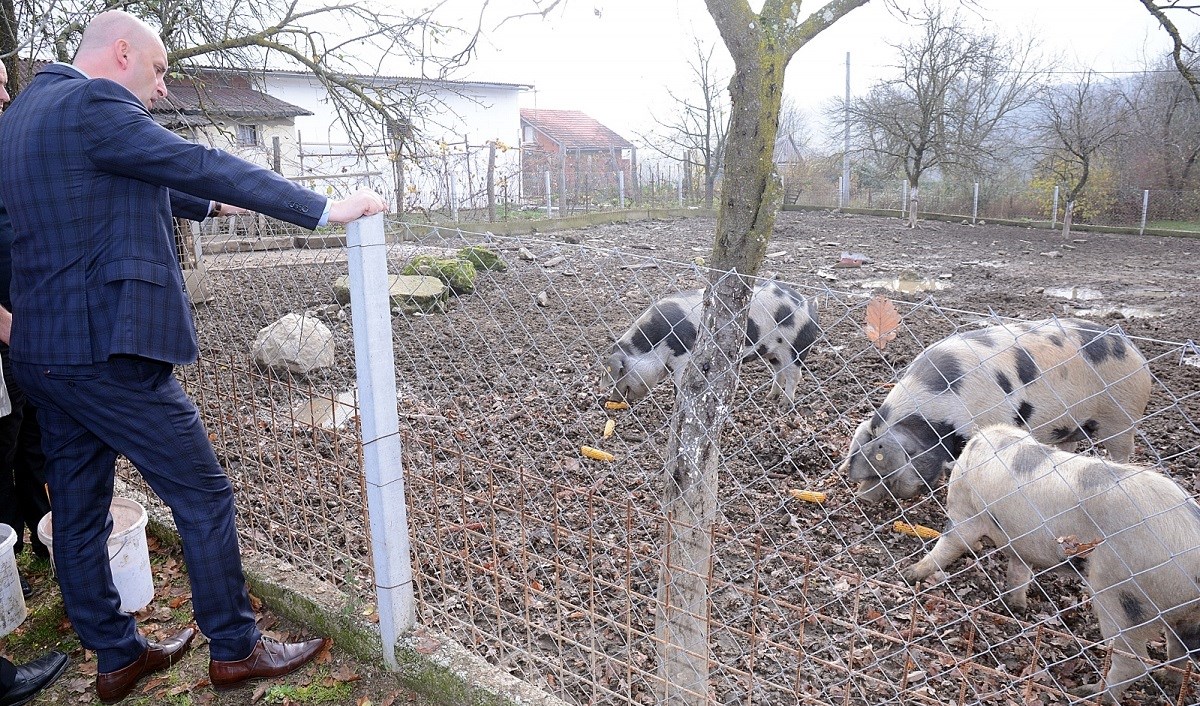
[789,179,1200,234]
[118,212,1200,704]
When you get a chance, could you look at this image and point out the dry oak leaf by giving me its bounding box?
[864,295,900,351]
[1057,535,1103,558]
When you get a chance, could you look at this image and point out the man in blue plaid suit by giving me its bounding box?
[0,11,387,703]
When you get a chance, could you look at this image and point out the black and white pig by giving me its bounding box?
[903,425,1200,702]
[603,281,820,405]
[841,317,1151,501]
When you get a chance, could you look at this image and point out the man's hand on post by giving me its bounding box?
[327,189,388,224]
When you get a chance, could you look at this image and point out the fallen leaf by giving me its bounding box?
[1057,534,1103,557]
[415,634,440,655]
[252,682,270,702]
[864,295,900,351]
[331,664,361,683]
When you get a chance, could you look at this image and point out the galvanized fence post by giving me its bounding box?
[347,213,415,669]
[618,171,625,209]
[544,171,553,217]
[972,182,979,224]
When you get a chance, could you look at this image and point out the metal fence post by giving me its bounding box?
[1141,189,1150,235]
[618,171,625,209]
[346,214,415,669]
[838,176,844,209]
[544,171,552,217]
[1051,185,1059,229]
[677,174,683,207]
[972,182,979,224]
[450,175,459,222]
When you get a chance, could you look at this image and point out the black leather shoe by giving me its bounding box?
[18,572,32,600]
[0,650,69,706]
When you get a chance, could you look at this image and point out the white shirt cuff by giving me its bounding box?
[317,200,332,227]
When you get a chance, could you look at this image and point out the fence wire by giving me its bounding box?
[791,179,1200,235]
[117,212,1200,705]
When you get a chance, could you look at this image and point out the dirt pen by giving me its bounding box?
[123,210,1200,704]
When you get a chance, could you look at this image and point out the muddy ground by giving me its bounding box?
[185,209,1200,705]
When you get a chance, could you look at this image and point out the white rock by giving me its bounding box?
[252,313,335,374]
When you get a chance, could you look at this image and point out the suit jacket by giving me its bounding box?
[0,63,327,366]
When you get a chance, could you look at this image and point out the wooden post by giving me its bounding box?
[272,136,282,174]
[487,141,496,223]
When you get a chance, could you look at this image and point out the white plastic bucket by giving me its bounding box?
[0,523,29,636]
[38,497,154,613]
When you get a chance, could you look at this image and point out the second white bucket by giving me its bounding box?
[38,497,154,613]
[0,523,28,636]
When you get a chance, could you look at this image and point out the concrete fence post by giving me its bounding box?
[1140,189,1150,236]
[544,171,553,217]
[1051,185,1060,229]
[972,182,979,224]
[346,214,415,669]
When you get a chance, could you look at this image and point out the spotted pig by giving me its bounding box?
[603,281,819,405]
[841,317,1151,501]
[903,425,1200,702]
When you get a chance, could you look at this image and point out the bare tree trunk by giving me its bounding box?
[1062,199,1075,238]
[655,14,784,706]
[907,183,920,228]
[653,4,868,703]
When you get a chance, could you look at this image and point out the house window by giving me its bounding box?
[236,124,259,147]
[523,125,536,144]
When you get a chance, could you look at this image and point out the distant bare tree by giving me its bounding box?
[642,37,729,209]
[843,2,1043,227]
[1120,52,1200,190]
[1035,72,1128,237]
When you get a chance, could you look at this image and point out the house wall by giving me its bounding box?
[257,74,524,214]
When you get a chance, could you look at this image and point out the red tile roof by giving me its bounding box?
[520,109,633,150]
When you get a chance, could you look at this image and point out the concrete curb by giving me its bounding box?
[116,479,570,706]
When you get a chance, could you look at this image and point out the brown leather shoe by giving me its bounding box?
[96,627,196,704]
[209,636,330,690]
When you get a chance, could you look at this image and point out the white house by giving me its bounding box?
[258,71,530,216]
[155,67,529,216]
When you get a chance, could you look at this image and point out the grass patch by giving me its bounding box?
[1145,220,1200,232]
[264,670,354,704]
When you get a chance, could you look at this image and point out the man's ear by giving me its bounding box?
[114,39,131,69]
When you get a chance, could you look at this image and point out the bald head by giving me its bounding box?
[77,11,161,58]
[74,10,169,110]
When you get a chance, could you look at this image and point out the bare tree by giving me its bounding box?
[641,37,729,209]
[1119,52,1200,190]
[0,0,481,150]
[1035,72,1128,237]
[1138,0,1200,100]
[655,2,869,704]
[843,2,1043,227]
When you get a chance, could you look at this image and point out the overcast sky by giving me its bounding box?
[445,1,1200,147]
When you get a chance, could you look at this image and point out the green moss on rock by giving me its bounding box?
[457,246,508,273]
[401,255,478,295]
